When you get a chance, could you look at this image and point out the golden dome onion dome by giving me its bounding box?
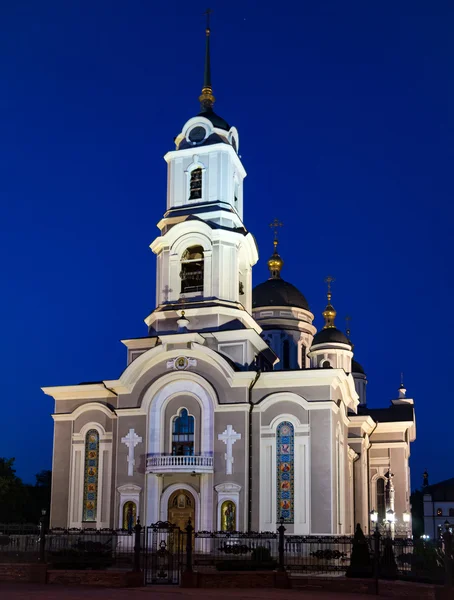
[267,250,284,278]
[322,303,336,328]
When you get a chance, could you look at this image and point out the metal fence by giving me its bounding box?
[284,535,353,575]
[0,519,452,590]
[0,523,142,570]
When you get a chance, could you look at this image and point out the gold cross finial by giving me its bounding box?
[324,275,335,302]
[269,218,283,249]
[203,8,212,33]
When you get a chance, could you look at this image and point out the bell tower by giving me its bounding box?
[146,15,259,338]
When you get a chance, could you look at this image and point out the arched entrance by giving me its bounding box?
[168,489,195,530]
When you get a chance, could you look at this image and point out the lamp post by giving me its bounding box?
[370,509,380,594]
[403,510,411,539]
[386,509,395,539]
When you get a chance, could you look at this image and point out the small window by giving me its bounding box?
[449,508,454,517]
[322,360,331,369]
[437,508,443,516]
[234,179,239,207]
[180,246,204,294]
[300,345,306,369]
[172,409,194,456]
[189,168,202,200]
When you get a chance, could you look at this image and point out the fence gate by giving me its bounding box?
[144,521,183,585]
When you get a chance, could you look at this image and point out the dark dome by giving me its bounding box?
[352,359,366,375]
[312,327,351,346]
[252,278,310,311]
[197,107,230,131]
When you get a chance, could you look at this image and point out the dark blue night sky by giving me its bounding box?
[1,1,452,487]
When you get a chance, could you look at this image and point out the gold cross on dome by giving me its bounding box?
[324,275,335,301]
[269,218,283,246]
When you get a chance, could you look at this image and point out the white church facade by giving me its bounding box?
[43,24,416,536]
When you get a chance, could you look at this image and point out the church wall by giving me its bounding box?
[260,401,309,427]
[118,357,247,410]
[50,421,72,527]
[74,410,114,434]
[353,448,369,532]
[213,411,247,529]
[310,410,332,533]
[250,410,261,531]
[54,397,118,414]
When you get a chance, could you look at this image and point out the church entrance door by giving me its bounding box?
[167,489,195,531]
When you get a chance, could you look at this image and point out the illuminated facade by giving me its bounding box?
[43,23,416,535]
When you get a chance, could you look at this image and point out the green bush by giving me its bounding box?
[251,545,272,563]
[346,524,373,578]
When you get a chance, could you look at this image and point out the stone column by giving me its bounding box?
[146,474,162,526]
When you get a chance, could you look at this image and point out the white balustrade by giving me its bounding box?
[146,454,214,473]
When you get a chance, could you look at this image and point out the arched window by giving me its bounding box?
[283,339,290,369]
[189,168,202,200]
[276,421,294,524]
[322,360,331,369]
[172,409,195,456]
[82,429,99,522]
[180,246,204,294]
[437,508,443,516]
[377,478,385,522]
[300,345,306,369]
[449,508,454,517]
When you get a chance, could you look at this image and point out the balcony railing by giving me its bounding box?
[146,454,214,474]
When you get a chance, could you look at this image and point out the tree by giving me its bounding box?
[0,458,30,523]
[0,459,51,523]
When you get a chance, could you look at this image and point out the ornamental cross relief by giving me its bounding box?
[121,429,142,477]
[218,425,241,475]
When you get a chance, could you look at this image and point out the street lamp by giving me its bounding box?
[370,509,378,535]
[403,511,411,538]
[386,509,395,538]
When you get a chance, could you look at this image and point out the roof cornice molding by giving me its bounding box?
[42,384,116,402]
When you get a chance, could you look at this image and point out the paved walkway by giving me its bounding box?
[0,583,375,599]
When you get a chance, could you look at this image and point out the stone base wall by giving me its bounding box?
[47,570,143,587]
[0,565,143,588]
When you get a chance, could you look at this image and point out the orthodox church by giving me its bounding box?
[43,23,416,536]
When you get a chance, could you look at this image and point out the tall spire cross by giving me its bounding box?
[204,7,212,30]
[199,8,215,109]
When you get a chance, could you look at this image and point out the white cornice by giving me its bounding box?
[370,441,409,449]
[348,415,377,434]
[42,384,116,402]
[121,338,158,350]
[373,421,414,434]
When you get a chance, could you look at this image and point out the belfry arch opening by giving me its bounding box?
[180,246,204,294]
